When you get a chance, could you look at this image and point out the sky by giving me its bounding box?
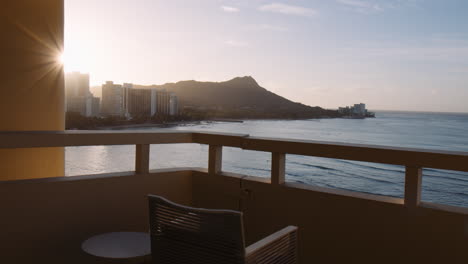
[64,0,468,112]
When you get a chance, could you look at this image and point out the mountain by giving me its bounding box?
[135,76,338,119]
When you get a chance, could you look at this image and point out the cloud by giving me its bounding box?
[343,37,468,63]
[221,6,240,13]
[337,0,373,8]
[225,40,249,47]
[258,3,317,17]
[336,0,383,13]
[253,24,289,32]
[336,0,421,13]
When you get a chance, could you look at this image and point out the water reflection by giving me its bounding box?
[65,112,468,207]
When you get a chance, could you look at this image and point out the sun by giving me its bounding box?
[57,48,91,74]
[57,52,65,65]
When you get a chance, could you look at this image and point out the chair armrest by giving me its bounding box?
[245,226,298,264]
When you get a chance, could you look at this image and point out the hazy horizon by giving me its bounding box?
[64,0,468,113]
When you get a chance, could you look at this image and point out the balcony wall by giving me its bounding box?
[1,168,466,264]
[192,171,468,264]
[0,169,192,263]
[1,131,467,263]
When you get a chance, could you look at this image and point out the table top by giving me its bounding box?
[82,232,151,259]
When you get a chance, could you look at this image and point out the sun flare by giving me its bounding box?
[57,52,65,65]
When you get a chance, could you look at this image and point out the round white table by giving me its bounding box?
[82,232,151,263]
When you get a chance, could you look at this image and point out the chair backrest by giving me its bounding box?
[148,195,246,264]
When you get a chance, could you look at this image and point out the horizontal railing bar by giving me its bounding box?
[192,132,249,148]
[1,130,468,172]
[0,130,193,148]
[240,136,468,172]
[0,167,197,185]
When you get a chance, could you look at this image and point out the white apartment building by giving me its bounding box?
[169,93,179,116]
[353,103,366,116]
[101,82,179,118]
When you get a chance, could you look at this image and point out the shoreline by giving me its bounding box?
[94,119,244,130]
[95,121,206,130]
[73,115,376,130]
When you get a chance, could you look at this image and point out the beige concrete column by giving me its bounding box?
[0,0,65,180]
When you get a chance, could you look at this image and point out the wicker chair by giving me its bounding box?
[148,195,298,264]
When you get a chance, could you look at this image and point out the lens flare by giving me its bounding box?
[58,52,65,65]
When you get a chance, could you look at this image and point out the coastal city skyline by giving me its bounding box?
[65,72,179,119]
[64,0,468,113]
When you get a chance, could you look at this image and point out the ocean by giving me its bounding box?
[66,111,468,208]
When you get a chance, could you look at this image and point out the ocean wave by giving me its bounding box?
[288,161,339,172]
[421,187,468,198]
[424,168,468,178]
[335,159,404,174]
[423,174,468,185]
[286,167,399,186]
[287,159,402,184]
[232,165,270,173]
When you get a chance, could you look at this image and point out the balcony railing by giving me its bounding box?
[1,130,467,210]
[1,130,467,264]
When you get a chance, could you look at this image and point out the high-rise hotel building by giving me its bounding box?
[126,88,157,117]
[65,72,89,97]
[65,72,100,117]
[100,82,178,118]
[101,81,125,116]
[169,93,179,116]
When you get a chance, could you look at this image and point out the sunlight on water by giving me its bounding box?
[149,144,208,169]
[65,111,468,207]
